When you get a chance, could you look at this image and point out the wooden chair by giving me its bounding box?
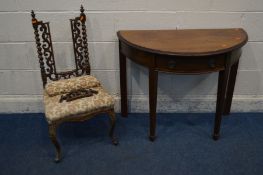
[31,5,118,162]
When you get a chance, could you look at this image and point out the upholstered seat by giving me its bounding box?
[45,75,101,96]
[44,86,114,123]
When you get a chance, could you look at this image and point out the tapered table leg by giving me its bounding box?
[149,68,158,141]
[213,63,231,140]
[119,42,128,117]
[216,71,224,111]
[223,61,239,115]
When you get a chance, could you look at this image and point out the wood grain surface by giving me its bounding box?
[118,28,248,56]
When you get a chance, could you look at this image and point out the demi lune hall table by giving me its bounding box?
[117,29,248,141]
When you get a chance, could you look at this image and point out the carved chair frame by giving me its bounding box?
[31,6,118,162]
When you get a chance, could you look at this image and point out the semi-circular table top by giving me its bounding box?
[117,28,248,56]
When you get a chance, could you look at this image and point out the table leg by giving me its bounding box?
[213,67,231,140]
[119,45,128,117]
[216,70,224,113]
[149,69,158,141]
[223,61,239,115]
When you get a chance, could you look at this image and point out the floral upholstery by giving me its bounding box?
[45,75,101,96]
[44,86,115,124]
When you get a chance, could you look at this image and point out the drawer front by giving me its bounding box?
[120,42,155,67]
[155,54,226,73]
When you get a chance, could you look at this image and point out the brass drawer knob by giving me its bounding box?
[168,60,177,69]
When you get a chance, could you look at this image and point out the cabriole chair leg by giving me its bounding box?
[108,110,118,145]
[48,124,62,162]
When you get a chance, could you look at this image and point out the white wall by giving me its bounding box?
[0,0,263,113]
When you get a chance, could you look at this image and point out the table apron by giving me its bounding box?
[120,41,242,74]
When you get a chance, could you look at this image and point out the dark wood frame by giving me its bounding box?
[31,5,118,162]
[117,29,247,141]
[31,6,91,87]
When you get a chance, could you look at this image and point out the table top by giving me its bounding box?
[117,28,248,56]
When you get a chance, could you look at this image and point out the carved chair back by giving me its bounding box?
[31,6,90,87]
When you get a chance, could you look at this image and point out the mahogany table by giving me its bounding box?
[117,29,248,141]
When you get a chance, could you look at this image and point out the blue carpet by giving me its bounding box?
[0,113,262,175]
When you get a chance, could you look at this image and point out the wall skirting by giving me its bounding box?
[0,95,262,113]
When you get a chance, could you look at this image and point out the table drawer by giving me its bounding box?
[120,42,155,67]
[155,55,226,73]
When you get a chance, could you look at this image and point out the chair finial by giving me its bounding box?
[31,10,36,19]
[79,5,86,22]
[31,10,38,26]
[80,5,84,13]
